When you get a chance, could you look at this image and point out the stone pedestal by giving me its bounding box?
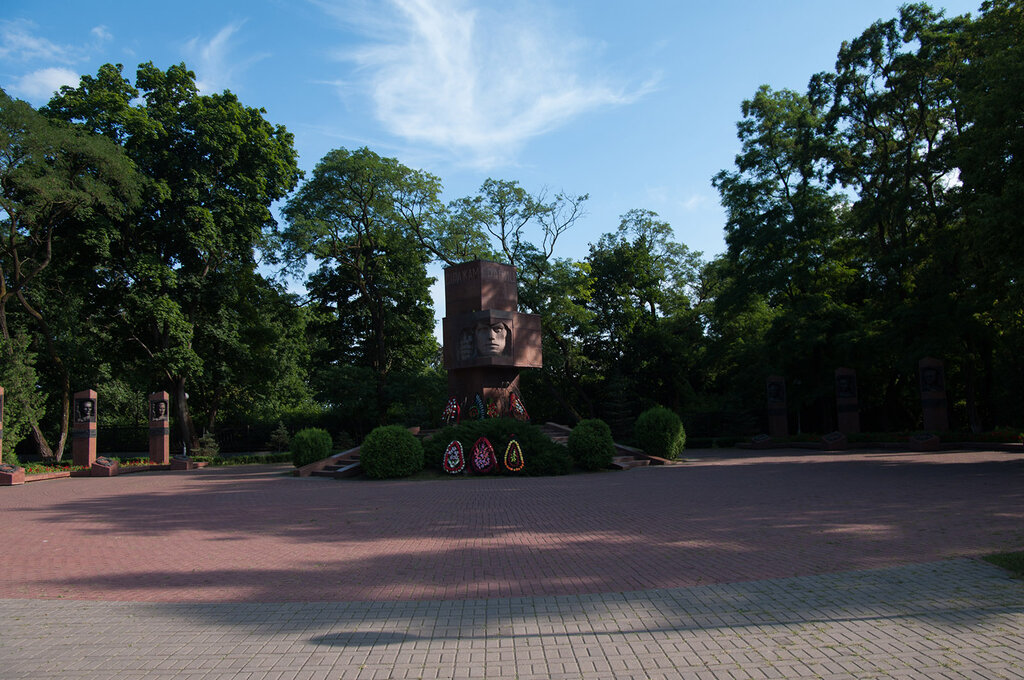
[0,464,25,486]
[91,456,119,477]
[765,375,787,438]
[0,385,5,461]
[919,357,949,432]
[834,367,860,434]
[148,391,170,465]
[72,389,98,468]
[821,431,848,451]
[441,261,542,419]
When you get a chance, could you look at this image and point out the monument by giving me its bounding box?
[441,260,542,419]
[919,357,949,432]
[765,375,787,437]
[72,389,98,468]
[149,391,170,465]
[835,367,860,433]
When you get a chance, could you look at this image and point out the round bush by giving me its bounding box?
[291,427,333,468]
[633,406,686,460]
[360,425,425,479]
[567,419,616,471]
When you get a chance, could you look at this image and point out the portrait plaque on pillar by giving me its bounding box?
[765,375,787,438]
[835,367,860,434]
[72,389,98,468]
[441,261,542,419]
[919,357,949,432]
[148,391,170,465]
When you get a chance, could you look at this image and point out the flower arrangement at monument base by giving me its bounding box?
[425,419,571,477]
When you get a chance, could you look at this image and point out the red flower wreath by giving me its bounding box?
[509,392,530,421]
[442,396,460,425]
[442,440,465,474]
[470,436,497,474]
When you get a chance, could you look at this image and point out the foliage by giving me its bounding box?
[1,88,142,459]
[983,551,1024,579]
[268,422,290,452]
[290,427,333,468]
[0,332,44,464]
[423,419,572,476]
[282,147,438,425]
[196,430,220,458]
[567,419,616,471]
[634,406,686,460]
[44,62,302,450]
[359,425,424,479]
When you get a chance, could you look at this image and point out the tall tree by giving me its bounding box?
[45,63,301,448]
[282,147,439,424]
[0,89,140,459]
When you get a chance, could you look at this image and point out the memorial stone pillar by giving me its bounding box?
[442,260,542,418]
[149,391,170,465]
[835,367,860,434]
[72,389,98,468]
[919,357,950,432]
[0,385,4,460]
[766,375,788,438]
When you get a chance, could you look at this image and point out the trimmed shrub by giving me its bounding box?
[423,419,572,476]
[360,426,425,479]
[291,427,333,468]
[568,419,616,471]
[634,406,686,460]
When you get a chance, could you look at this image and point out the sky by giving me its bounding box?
[1,0,981,324]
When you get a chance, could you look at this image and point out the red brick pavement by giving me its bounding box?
[1,448,1022,603]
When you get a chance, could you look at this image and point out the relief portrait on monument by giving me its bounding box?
[920,366,944,393]
[75,398,96,423]
[452,312,515,367]
[766,380,785,403]
[151,400,169,421]
[836,374,857,399]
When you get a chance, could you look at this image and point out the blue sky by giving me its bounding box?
[2,0,980,316]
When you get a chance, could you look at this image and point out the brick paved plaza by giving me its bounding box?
[2,447,1023,678]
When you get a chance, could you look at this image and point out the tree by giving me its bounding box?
[282,147,439,424]
[45,63,301,449]
[0,88,140,459]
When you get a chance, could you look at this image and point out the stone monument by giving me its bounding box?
[149,391,170,465]
[765,375,787,437]
[72,389,98,468]
[834,367,860,433]
[918,357,949,432]
[442,260,541,418]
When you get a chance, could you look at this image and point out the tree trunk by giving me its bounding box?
[173,376,198,453]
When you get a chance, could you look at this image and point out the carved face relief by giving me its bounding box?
[76,399,96,422]
[474,321,509,357]
[152,400,168,421]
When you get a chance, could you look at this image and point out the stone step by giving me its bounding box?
[611,456,650,470]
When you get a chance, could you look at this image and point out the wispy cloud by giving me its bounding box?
[0,19,79,63]
[91,25,113,43]
[319,0,653,168]
[184,21,268,94]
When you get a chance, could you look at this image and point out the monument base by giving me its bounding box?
[0,465,25,486]
[448,367,521,420]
